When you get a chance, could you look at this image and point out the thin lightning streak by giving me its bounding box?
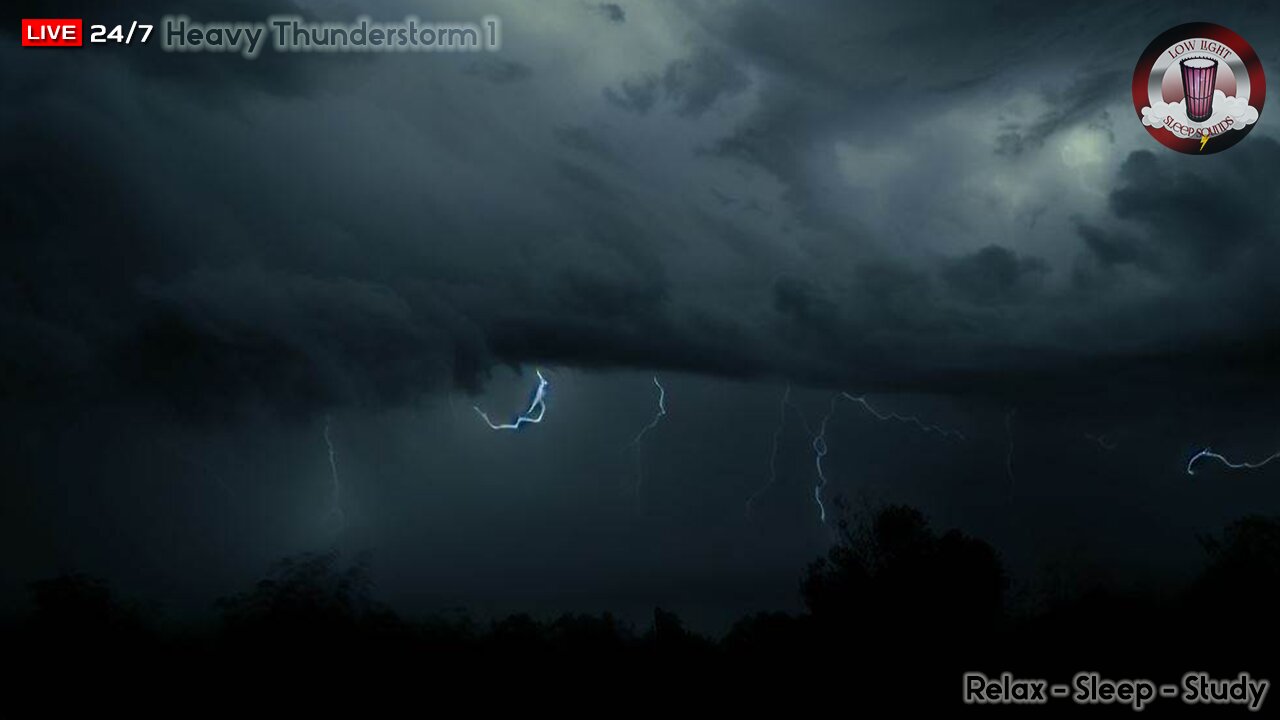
[474,369,549,430]
[812,396,839,525]
[788,391,965,525]
[839,393,966,440]
[1005,409,1017,501]
[630,376,667,512]
[1085,433,1117,451]
[631,376,667,445]
[745,384,791,518]
[323,415,345,533]
[1186,448,1280,475]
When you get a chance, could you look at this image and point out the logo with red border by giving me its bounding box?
[1132,23,1265,154]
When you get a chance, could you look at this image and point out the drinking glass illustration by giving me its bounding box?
[1180,58,1217,122]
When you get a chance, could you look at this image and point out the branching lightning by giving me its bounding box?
[811,393,964,524]
[746,389,966,524]
[323,415,346,533]
[839,393,967,440]
[1186,448,1280,475]
[474,369,550,430]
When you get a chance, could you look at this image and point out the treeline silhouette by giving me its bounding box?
[7,506,1279,709]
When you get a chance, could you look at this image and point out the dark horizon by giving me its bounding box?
[7,502,1278,713]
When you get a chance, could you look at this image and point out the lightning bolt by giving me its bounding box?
[745,384,795,519]
[322,415,346,533]
[812,393,967,524]
[631,376,667,445]
[742,381,808,515]
[839,393,967,440]
[751,389,965,524]
[1199,133,1211,152]
[812,395,839,525]
[474,369,549,430]
[1186,448,1280,475]
[629,376,667,511]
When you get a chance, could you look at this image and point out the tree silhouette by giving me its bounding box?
[216,549,402,649]
[9,505,1280,710]
[1190,514,1280,648]
[26,573,148,643]
[802,505,1006,638]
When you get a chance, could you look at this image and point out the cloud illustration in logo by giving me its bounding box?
[1142,90,1259,136]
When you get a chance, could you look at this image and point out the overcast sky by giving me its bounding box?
[5,0,1280,630]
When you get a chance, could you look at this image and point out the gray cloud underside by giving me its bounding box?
[6,0,1280,419]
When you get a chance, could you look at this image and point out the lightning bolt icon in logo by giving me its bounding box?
[1199,133,1210,152]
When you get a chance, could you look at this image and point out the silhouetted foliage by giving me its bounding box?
[803,505,1006,637]
[25,573,149,644]
[644,606,715,657]
[1194,514,1280,616]
[722,611,812,655]
[8,507,1280,711]
[216,549,404,651]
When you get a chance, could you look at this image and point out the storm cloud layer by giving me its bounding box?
[5,0,1279,417]
[5,1,1280,625]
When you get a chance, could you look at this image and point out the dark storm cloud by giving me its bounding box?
[593,3,627,24]
[687,0,1280,395]
[773,278,838,334]
[941,246,1049,306]
[120,268,448,417]
[10,0,1280,639]
[463,57,534,84]
[552,125,622,164]
[660,47,750,117]
[603,74,660,114]
[7,0,1280,421]
[1075,139,1280,330]
[606,47,749,118]
[1105,147,1278,267]
[696,0,1279,226]
[1073,222,1160,272]
[995,70,1125,156]
[554,161,624,202]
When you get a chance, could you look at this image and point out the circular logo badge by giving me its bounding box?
[1132,23,1265,154]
